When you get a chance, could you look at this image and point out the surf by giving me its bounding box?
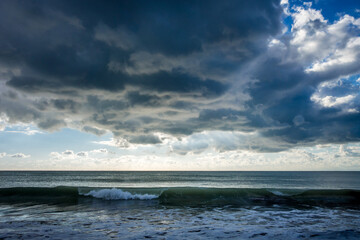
[82,188,158,200]
[1,186,360,207]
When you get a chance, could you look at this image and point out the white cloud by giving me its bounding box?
[76,151,88,157]
[9,153,30,158]
[280,0,290,15]
[0,113,9,131]
[288,6,360,77]
[306,37,360,73]
[49,152,62,160]
[90,148,108,154]
[94,137,130,148]
[338,144,360,157]
[291,5,326,30]
[62,150,74,155]
[0,152,31,159]
[50,148,111,161]
[311,94,356,108]
[6,127,43,135]
[268,39,286,49]
[347,108,359,113]
[9,142,360,171]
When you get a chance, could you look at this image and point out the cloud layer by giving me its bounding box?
[1,0,360,154]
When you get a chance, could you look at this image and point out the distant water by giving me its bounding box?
[1,171,360,239]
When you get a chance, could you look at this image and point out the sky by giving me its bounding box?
[0,0,360,170]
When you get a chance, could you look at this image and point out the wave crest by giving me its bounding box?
[82,188,159,200]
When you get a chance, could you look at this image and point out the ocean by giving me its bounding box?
[0,171,359,239]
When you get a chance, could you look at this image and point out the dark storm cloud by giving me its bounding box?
[125,91,163,107]
[75,0,281,55]
[1,0,282,91]
[128,134,162,144]
[0,0,283,144]
[37,118,66,130]
[82,126,107,136]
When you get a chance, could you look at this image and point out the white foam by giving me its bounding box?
[268,190,288,196]
[82,188,159,200]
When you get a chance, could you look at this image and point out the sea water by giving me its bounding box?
[0,171,360,239]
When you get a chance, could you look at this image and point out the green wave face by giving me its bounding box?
[0,187,360,208]
[159,188,276,206]
[0,186,80,205]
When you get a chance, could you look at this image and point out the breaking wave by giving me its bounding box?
[82,188,158,200]
[0,186,359,207]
